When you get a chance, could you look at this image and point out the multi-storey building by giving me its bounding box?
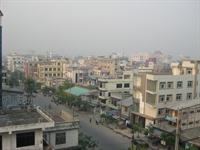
[24,60,38,79]
[6,52,26,72]
[44,110,79,149]
[37,59,67,86]
[0,107,54,150]
[98,71,133,108]
[65,66,91,85]
[131,52,151,62]
[131,59,200,127]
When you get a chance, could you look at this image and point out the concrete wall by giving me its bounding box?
[2,129,43,150]
[47,129,78,150]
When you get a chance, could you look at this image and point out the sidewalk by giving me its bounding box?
[106,124,133,139]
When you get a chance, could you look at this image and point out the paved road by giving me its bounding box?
[33,94,131,150]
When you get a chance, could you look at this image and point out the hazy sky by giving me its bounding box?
[1,0,200,57]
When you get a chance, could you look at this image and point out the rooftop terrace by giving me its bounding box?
[0,108,49,127]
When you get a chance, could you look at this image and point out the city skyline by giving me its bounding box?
[1,0,200,58]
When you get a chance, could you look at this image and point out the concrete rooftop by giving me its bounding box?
[0,109,49,127]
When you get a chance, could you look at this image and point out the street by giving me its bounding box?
[33,94,131,150]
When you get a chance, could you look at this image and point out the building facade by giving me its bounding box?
[98,71,133,107]
[44,110,79,150]
[131,59,200,127]
[0,107,54,150]
[37,59,67,86]
[6,53,26,72]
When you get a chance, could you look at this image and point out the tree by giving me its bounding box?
[63,80,74,89]
[78,132,98,150]
[24,78,36,105]
[144,124,154,136]
[132,123,143,138]
[160,132,175,148]
[188,145,199,150]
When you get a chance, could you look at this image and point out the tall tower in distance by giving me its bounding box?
[0,10,3,108]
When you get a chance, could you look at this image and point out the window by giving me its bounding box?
[186,68,192,74]
[159,95,165,102]
[16,132,35,148]
[53,68,56,71]
[100,83,102,88]
[124,83,130,88]
[56,132,66,145]
[183,112,187,115]
[176,94,182,101]
[177,81,183,88]
[58,62,60,65]
[49,68,52,71]
[124,75,130,79]
[159,82,166,90]
[58,68,61,71]
[186,93,192,100]
[108,92,111,97]
[57,73,60,76]
[116,83,122,88]
[189,122,194,125]
[53,73,56,76]
[182,123,186,126]
[167,82,173,89]
[158,108,165,115]
[49,74,52,77]
[166,94,173,101]
[190,111,194,114]
[45,74,47,77]
[45,68,48,71]
[187,81,193,88]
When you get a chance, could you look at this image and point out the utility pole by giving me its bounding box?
[175,108,180,150]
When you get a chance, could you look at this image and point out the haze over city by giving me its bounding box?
[1,0,200,57]
[2,0,200,149]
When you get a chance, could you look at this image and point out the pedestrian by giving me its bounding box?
[89,117,92,123]
[96,119,98,125]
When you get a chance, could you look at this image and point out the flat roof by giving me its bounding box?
[65,86,90,96]
[0,109,49,127]
[165,99,200,110]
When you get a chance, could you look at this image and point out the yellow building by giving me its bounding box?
[37,59,67,86]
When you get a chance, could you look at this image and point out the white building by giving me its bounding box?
[131,59,200,127]
[6,53,25,72]
[98,71,133,107]
[44,110,79,150]
[0,107,54,150]
[131,52,151,62]
[65,66,91,85]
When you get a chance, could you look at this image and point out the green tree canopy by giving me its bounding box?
[160,132,175,146]
[24,78,36,95]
